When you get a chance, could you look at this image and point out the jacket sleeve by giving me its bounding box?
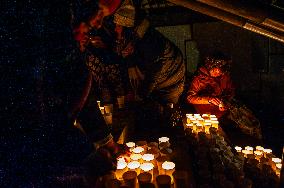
[187,76,211,104]
[221,73,235,100]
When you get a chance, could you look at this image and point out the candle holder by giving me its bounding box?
[115,158,128,180]
[161,161,175,183]
[158,137,170,148]
[104,104,113,114]
[263,149,273,158]
[96,100,101,107]
[245,146,254,154]
[142,154,155,163]
[137,141,148,151]
[254,150,263,162]
[138,172,152,186]
[132,146,145,155]
[140,163,154,177]
[130,153,142,163]
[235,146,242,153]
[99,107,105,114]
[204,123,211,134]
[122,171,137,188]
[104,179,121,188]
[156,175,171,188]
[126,142,136,152]
[156,156,169,174]
[211,120,219,129]
[127,161,141,175]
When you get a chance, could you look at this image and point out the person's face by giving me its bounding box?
[209,67,223,77]
[89,11,104,29]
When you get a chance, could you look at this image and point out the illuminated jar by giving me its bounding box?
[140,162,154,177]
[245,146,254,154]
[162,161,175,183]
[127,161,141,175]
[158,137,170,149]
[204,123,211,134]
[115,158,128,180]
[263,149,273,158]
[254,150,263,162]
[130,153,142,163]
[142,154,155,163]
[211,120,219,129]
[235,146,242,153]
[132,147,145,155]
[126,142,136,152]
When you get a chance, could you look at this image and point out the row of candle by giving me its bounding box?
[115,138,176,184]
[235,145,282,176]
[185,114,219,134]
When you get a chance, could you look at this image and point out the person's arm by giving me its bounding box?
[221,73,235,100]
[187,77,212,104]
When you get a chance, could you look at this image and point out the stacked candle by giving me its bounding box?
[115,138,175,186]
[185,113,219,134]
[235,145,283,177]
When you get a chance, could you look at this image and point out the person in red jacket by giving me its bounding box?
[187,52,234,118]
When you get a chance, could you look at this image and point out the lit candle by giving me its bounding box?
[127,161,141,174]
[142,154,154,163]
[235,146,242,153]
[158,137,170,149]
[276,163,282,176]
[202,114,209,118]
[256,146,264,152]
[186,123,194,132]
[271,158,282,171]
[162,161,175,183]
[130,154,142,162]
[210,114,216,118]
[99,107,105,114]
[211,120,219,129]
[204,123,211,134]
[140,162,154,176]
[263,149,272,158]
[244,146,253,154]
[194,114,201,117]
[132,147,145,155]
[254,150,263,162]
[242,150,250,158]
[126,142,136,152]
[186,113,193,118]
[210,117,218,121]
[96,100,101,107]
[115,158,128,180]
[196,123,203,133]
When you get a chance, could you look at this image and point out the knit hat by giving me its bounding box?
[113,0,135,27]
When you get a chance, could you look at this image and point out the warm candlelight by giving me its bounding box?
[276,163,282,176]
[115,158,128,180]
[211,120,219,129]
[99,107,105,114]
[245,146,254,154]
[127,161,141,174]
[272,157,282,164]
[256,146,264,151]
[130,154,142,161]
[210,117,218,121]
[126,142,135,148]
[210,114,216,118]
[186,123,195,131]
[204,123,211,134]
[196,123,203,132]
[162,161,175,183]
[235,146,242,153]
[263,149,272,158]
[194,114,201,117]
[97,100,101,107]
[159,137,170,143]
[242,150,250,158]
[254,150,263,161]
[142,154,154,162]
[132,147,145,154]
[140,163,154,176]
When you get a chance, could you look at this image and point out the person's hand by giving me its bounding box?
[209,97,227,111]
[89,36,107,48]
[128,66,144,90]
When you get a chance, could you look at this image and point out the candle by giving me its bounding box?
[142,154,154,163]
[140,163,154,176]
[115,158,128,180]
[235,146,242,153]
[132,147,145,155]
[211,120,219,129]
[130,153,142,162]
[242,150,250,158]
[99,107,105,114]
[156,175,171,188]
[204,123,211,134]
[127,161,141,174]
[126,142,136,151]
[256,146,264,152]
[276,163,282,176]
[158,137,170,149]
[122,171,137,188]
[186,123,195,132]
[96,100,101,107]
[162,161,175,183]
[156,156,169,174]
[210,117,218,121]
[245,146,254,154]
[210,114,216,118]
[194,114,201,117]
[196,123,203,133]
[254,150,263,162]
[271,158,282,171]
[263,149,272,158]
[138,172,152,185]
